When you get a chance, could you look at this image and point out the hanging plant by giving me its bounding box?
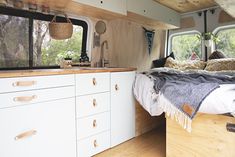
[197,32,220,47]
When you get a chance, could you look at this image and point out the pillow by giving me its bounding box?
[209,50,226,60]
[205,58,235,71]
[164,57,206,70]
[152,52,175,68]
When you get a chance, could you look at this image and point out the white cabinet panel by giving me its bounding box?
[77,131,110,157]
[0,98,76,157]
[76,92,110,118]
[77,112,110,140]
[111,71,136,147]
[127,0,180,27]
[0,75,74,93]
[73,0,127,15]
[76,73,110,96]
[0,86,74,109]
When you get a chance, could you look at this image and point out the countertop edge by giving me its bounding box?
[0,68,137,78]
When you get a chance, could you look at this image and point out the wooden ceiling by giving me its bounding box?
[154,0,217,13]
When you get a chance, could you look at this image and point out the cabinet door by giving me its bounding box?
[73,0,127,15]
[0,98,76,157]
[110,71,136,147]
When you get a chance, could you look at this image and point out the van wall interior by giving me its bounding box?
[168,8,235,58]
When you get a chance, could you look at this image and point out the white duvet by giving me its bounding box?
[133,73,235,116]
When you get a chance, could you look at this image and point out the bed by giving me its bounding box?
[133,67,235,157]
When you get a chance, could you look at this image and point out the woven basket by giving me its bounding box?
[49,14,73,40]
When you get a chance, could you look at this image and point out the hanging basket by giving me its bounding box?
[49,14,73,40]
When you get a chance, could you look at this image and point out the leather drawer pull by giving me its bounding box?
[13,95,37,102]
[92,78,97,86]
[93,99,97,107]
[93,120,97,128]
[93,139,98,148]
[115,84,119,91]
[15,130,37,140]
[226,123,235,133]
[12,81,37,87]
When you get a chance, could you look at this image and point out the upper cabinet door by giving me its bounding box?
[110,71,136,147]
[73,0,127,15]
[127,0,180,27]
[0,98,76,157]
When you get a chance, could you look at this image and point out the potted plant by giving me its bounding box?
[60,51,74,68]
[198,32,219,47]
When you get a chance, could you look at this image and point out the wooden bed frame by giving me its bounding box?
[166,113,235,157]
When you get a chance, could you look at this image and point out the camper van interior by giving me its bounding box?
[0,0,235,157]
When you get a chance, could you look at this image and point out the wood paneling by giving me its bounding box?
[106,19,166,72]
[219,10,235,23]
[95,127,165,157]
[167,114,235,157]
[135,101,165,136]
[180,17,195,29]
[215,0,235,18]
[154,0,217,13]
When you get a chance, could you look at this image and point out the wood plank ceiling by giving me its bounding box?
[154,0,217,13]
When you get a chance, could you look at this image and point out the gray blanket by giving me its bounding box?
[149,68,235,119]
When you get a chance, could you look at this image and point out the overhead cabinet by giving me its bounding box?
[127,0,180,27]
[73,0,127,15]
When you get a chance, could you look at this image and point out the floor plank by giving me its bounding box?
[95,126,166,157]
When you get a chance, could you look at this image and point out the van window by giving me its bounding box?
[215,27,235,58]
[170,32,202,61]
[0,7,88,70]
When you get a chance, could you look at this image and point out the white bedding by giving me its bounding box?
[133,73,235,116]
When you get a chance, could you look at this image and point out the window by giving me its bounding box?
[215,26,235,58]
[170,32,202,61]
[0,7,88,70]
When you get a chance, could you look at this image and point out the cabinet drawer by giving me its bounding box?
[77,112,110,140]
[77,131,110,157]
[76,73,110,96]
[0,98,76,157]
[0,74,74,93]
[76,92,110,118]
[0,86,75,109]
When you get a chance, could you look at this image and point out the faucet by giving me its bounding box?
[99,40,109,67]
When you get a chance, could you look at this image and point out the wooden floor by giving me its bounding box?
[95,126,166,157]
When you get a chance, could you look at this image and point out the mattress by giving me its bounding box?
[133,73,235,116]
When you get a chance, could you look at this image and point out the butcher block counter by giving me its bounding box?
[0,67,137,78]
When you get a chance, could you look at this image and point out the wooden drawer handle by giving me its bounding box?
[115,84,119,91]
[227,123,235,133]
[12,81,37,87]
[93,139,98,148]
[93,120,97,128]
[15,130,37,140]
[93,99,97,107]
[13,95,37,102]
[92,78,97,86]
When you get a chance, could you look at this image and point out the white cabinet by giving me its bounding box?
[73,0,127,15]
[0,98,76,157]
[127,0,180,27]
[110,71,136,147]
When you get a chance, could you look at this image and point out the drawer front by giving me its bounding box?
[0,98,76,157]
[76,73,110,96]
[77,131,110,157]
[77,112,110,140]
[0,74,74,93]
[0,86,75,109]
[76,92,110,118]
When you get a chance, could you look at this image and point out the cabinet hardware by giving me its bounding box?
[92,78,97,86]
[93,99,97,107]
[13,95,37,102]
[12,81,37,87]
[93,139,98,148]
[93,120,97,128]
[15,130,37,140]
[115,84,119,91]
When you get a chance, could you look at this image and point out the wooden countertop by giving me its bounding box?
[0,67,137,78]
